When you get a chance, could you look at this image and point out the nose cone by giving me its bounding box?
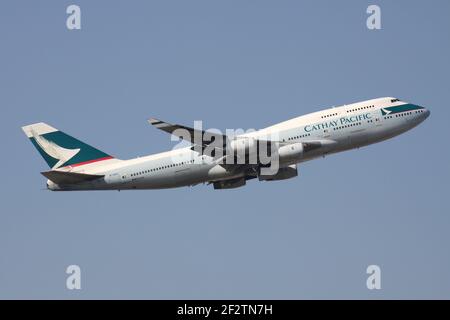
[419,106,430,122]
[413,104,430,122]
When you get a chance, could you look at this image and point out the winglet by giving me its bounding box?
[148,118,168,127]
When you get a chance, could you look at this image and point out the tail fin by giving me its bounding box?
[22,122,114,169]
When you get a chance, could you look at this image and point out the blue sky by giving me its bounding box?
[0,0,449,299]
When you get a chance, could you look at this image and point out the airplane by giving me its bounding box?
[22,97,430,191]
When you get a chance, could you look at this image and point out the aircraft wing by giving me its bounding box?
[148,118,228,147]
[41,170,104,185]
[148,118,337,161]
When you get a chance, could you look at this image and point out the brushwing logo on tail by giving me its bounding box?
[31,129,80,169]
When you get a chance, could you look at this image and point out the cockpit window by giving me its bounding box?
[391,98,400,103]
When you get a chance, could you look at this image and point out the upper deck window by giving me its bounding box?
[391,98,400,103]
[321,112,338,119]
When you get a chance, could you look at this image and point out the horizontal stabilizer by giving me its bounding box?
[41,170,104,185]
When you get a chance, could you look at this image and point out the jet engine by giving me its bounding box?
[258,164,298,181]
[229,137,257,155]
[277,143,304,164]
[213,177,246,189]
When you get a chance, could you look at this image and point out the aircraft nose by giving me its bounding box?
[414,105,430,121]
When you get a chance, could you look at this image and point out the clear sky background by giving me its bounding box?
[0,0,449,299]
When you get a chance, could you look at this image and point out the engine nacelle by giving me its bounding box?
[213,177,246,189]
[259,164,298,181]
[277,143,304,164]
[229,137,257,156]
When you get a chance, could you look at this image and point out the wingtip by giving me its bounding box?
[148,118,167,126]
[148,118,160,124]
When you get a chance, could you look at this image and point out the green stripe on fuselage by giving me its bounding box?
[381,104,424,116]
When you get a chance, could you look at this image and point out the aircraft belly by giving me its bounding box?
[173,166,208,186]
[347,129,370,147]
[128,164,210,189]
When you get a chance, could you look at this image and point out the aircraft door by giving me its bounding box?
[374,115,382,127]
[121,173,130,182]
[106,172,130,185]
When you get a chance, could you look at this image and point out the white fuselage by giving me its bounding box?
[47,97,430,191]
